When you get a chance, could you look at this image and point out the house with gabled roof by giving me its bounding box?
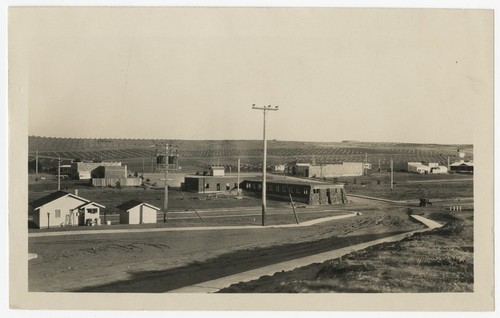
[117,200,160,224]
[30,190,105,229]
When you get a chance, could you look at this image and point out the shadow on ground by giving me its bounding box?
[74,231,406,293]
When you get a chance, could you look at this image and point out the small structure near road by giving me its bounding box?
[30,190,105,228]
[117,200,160,224]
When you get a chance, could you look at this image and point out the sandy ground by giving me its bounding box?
[28,202,425,292]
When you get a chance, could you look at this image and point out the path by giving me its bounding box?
[29,212,358,238]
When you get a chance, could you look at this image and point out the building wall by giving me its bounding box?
[184,176,239,193]
[79,205,101,226]
[287,162,363,178]
[119,210,129,224]
[71,162,122,180]
[92,177,142,187]
[308,186,347,205]
[33,196,87,229]
[120,205,158,224]
[104,166,127,178]
[309,162,364,178]
[241,180,346,205]
[450,165,474,173]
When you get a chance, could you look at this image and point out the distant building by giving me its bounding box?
[209,166,225,177]
[408,162,448,174]
[117,200,160,224]
[241,179,347,205]
[183,175,239,193]
[450,160,474,174]
[70,161,123,180]
[272,164,286,173]
[30,190,105,228]
[285,161,364,178]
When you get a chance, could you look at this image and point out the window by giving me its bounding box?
[55,209,61,218]
[87,208,98,214]
[304,188,309,195]
[246,182,251,189]
[226,183,230,190]
[257,184,262,190]
[205,183,210,189]
[276,185,280,192]
[313,189,319,194]
[268,185,273,191]
[282,186,287,193]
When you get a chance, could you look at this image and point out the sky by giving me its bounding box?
[16,7,492,144]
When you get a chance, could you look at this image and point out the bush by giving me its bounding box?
[115,181,122,189]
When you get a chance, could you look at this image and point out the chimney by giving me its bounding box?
[74,189,79,196]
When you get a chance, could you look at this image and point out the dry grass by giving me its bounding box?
[219,211,473,293]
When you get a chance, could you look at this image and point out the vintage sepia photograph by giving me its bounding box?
[7,4,495,312]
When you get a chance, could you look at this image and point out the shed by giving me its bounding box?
[117,200,160,224]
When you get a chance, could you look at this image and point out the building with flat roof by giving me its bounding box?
[183,175,240,193]
[285,161,363,178]
[241,179,347,205]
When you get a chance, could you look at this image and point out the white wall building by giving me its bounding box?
[117,200,160,224]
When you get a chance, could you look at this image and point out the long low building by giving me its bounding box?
[285,161,364,178]
[241,179,347,205]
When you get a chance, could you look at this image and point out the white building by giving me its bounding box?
[117,200,160,224]
[408,162,448,174]
[209,166,225,177]
[30,190,105,228]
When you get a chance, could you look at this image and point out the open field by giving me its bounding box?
[219,209,473,293]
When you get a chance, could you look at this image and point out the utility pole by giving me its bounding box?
[159,143,177,222]
[35,150,39,181]
[57,157,61,191]
[390,158,394,191]
[237,158,240,195]
[364,153,368,176]
[252,104,279,226]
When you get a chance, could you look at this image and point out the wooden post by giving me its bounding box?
[288,192,300,225]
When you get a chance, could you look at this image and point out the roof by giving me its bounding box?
[210,166,225,170]
[450,161,474,167]
[117,200,161,211]
[185,175,237,179]
[30,191,89,210]
[242,178,343,187]
[73,201,106,210]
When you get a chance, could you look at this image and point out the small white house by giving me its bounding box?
[117,200,160,225]
[30,190,105,229]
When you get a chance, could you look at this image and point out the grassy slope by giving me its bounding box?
[219,211,473,293]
